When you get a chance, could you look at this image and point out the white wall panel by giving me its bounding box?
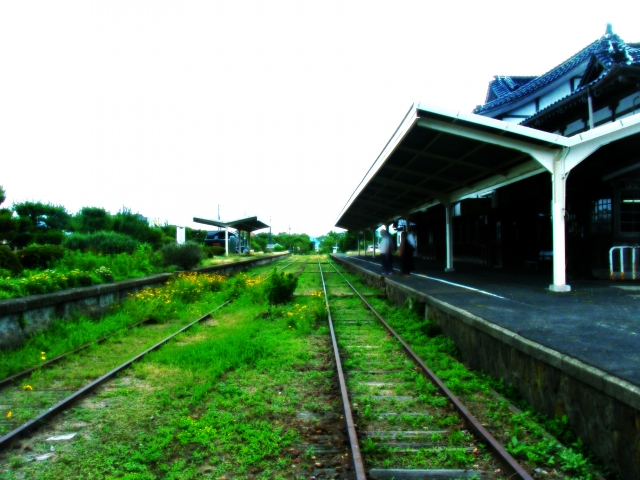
[617,93,640,115]
[565,118,585,136]
[540,82,572,110]
[506,102,536,116]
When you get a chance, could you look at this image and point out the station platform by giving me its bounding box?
[335,254,640,389]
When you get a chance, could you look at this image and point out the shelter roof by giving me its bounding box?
[193,216,269,233]
[335,103,568,231]
[335,103,640,232]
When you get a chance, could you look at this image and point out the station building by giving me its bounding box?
[336,25,640,292]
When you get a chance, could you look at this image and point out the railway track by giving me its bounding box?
[317,259,533,480]
[1,256,542,478]
[0,257,298,452]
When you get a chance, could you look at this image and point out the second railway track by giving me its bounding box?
[0,258,298,450]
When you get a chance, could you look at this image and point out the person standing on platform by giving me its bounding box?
[379,228,393,276]
[400,229,416,276]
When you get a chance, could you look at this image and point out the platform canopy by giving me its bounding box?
[336,103,567,231]
[336,102,640,232]
[335,102,640,292]
[193,216,269,233]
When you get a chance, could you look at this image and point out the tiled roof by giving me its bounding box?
[520,65,629,128]
[474,29,637,115]
[485,76,536,102]
[522,45,640,129]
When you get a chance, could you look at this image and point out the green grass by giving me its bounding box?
[0,262,328,479]
[0,272,231,380]
[363,293,614,479]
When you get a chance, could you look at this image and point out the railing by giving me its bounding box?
[609,246,640,280]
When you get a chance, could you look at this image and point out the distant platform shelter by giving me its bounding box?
[193,216,269,255]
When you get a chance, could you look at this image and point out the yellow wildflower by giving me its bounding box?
[23,385,33,391]
[41,356,46,361]
[6,411,11,418]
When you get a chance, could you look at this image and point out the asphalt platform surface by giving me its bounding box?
[338,254,640,388]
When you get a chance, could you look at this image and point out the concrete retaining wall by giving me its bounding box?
[0,253,289,351]
[332,254,640,477]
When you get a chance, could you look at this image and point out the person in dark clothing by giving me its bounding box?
[400,230,415,275]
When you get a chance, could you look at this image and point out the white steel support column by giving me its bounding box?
[550,158,571,292]
[225,226,229,256]
[445,204,455,272]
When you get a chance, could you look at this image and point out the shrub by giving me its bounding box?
[112,208,163,248]
[0,278,21,299]
[209,246,226,257]
[263,269,298,305]
[54,245,160,281]
[68,269,95,287]
[159,242,204,270]
[0,245,23,276]
[17,269,66,295]
[18,244,66,270]
[63,231,139,254]
[93,266,115,282]
[34,229,65,246]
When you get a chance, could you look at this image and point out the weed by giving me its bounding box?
[263,269,298,305]
[159,242,204,270]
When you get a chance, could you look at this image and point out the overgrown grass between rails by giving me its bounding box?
[367,297,614,480]
[1,276,327,479]
[0,272,230,380]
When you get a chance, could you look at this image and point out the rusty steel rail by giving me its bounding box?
[0,261,294,390]
[0,301,231,451]
[0,317,155,390]
[319,261,366,480]
[328,261,533,480]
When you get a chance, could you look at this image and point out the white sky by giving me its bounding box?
[1,1,639,237]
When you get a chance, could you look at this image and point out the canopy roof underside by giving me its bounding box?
[193,216,269,233]
[335,103,570,232]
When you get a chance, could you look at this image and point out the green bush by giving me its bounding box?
[208,246,226,257]
[34,229,65,246]
[263,269,298,305]
[18,244,66,270]
[159,242,204,270]
[68,269,95,287]
[17,270,66,295]
[0,245,23,276]
[112,208,163,248]
[63,231,139,254]
[54,246,159,281]
[0,278,21,299]
[93,266,115,282]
